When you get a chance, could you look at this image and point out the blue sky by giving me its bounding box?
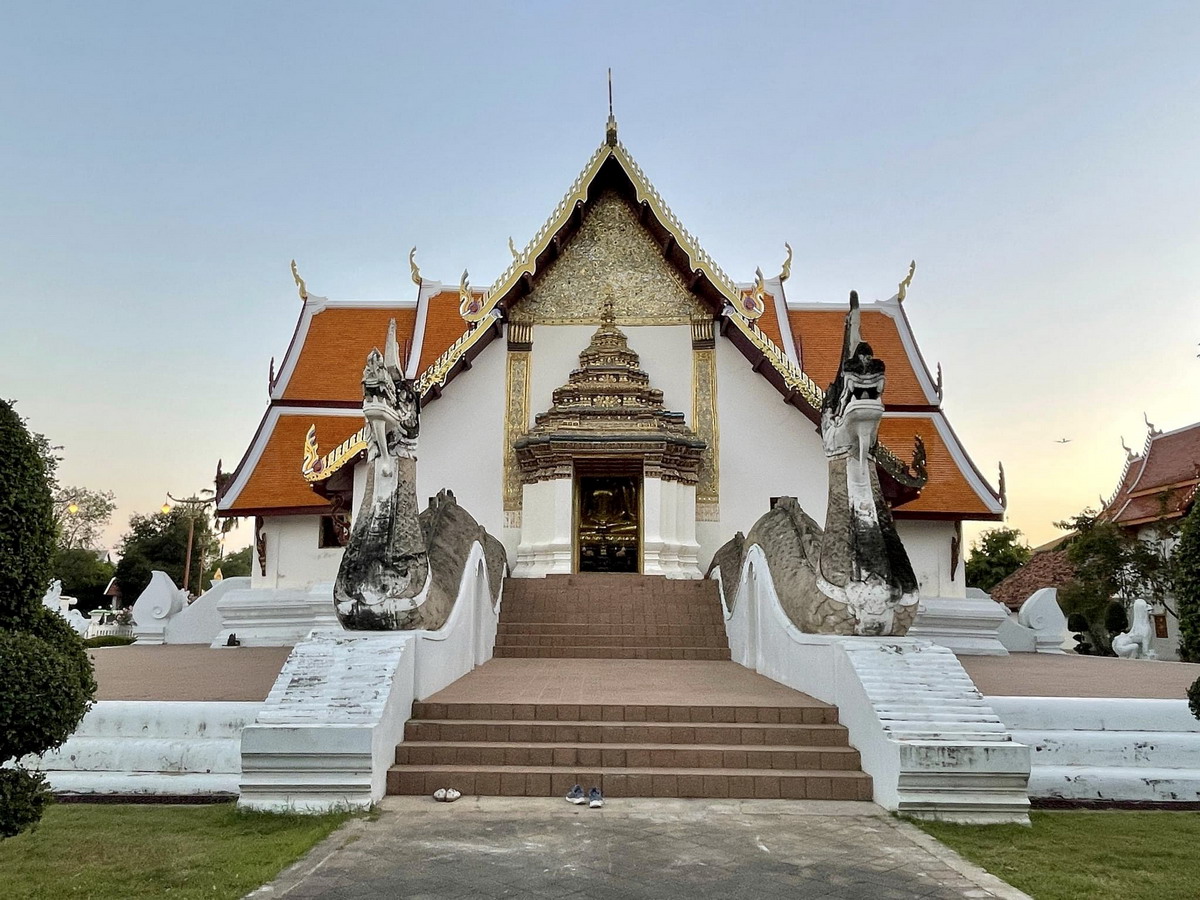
[3,1,1198,550]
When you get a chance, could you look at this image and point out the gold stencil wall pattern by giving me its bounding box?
[504,350,531,520]
[692,345,719,514]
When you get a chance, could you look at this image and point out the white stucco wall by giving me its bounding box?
[897,519,965,599]
[416,335,508,547]
[706,337,828,566]
[258,516,342,590]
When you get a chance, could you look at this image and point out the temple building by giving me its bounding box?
[215,119,1004,618]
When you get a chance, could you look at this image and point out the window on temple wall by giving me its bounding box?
[319,514,350,549]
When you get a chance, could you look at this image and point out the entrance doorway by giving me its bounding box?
[576,475,641,573]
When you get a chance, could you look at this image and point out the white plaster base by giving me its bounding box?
[25,701,260,796]
[212,582,344,647]
[989,696,1200,803]
[714,546,1030,824]
[908,596,1011,656]
[513,479,574,577]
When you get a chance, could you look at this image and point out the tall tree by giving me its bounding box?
[1176,501,1200,663]
[52,487,117,551]
[207,545,252,582]
[965,527,1032,592]
[115,506,219,600]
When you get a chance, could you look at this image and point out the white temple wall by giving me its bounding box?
[897,519,965,599]
[416,335,508,550]
[258,516,342,590]
[704,338,828,567]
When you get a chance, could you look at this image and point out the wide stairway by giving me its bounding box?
[388,574,871,800]
[494,574,731,660]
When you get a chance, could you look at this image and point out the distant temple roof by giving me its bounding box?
[990,550,1076,612]
[217,126,1003,522]
[1099,421,1200,528]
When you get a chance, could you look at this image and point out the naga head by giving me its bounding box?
[821,291,886,460]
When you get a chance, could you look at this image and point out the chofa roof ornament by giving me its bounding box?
[896,260,916,303]
[459,270,486,322]
[408,247,422,286]
[290,259,308,302]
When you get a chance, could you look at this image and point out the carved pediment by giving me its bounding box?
[510,190,710,326]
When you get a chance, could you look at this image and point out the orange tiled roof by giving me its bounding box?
[877,415,997,518]
[282,307,417,402]
[225,414,365,513]
[788,308,931,407]
[1102,423,1200,526]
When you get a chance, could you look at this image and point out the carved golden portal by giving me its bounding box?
[576,472,641,574]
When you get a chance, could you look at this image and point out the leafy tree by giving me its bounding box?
[0,400,95,838]
[207,546,252,582]
[52,486,117,551]
[1055,508,1175,656]
[1176,501,1200,663]
[115,506,219,600]
[50,547,116,615]
[965,527,1032,592]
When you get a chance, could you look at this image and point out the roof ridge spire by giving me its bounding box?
[606,68,618,146]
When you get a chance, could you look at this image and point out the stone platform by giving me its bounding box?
[88,646,291,701]
[961,654,1200,699]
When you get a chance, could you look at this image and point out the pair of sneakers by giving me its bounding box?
[432,787,461,802]
[565,784,604,808]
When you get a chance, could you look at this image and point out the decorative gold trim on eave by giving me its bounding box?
[724,313,825,411]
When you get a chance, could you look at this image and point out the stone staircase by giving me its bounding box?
[492,574,731,660]
[387,574,872,800]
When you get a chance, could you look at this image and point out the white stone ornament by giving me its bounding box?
[1113,597,1156,660]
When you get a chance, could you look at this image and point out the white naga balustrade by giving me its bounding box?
[712,545,1031,824]
[238,542,501,812]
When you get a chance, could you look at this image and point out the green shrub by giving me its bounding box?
[83,634,135,648]
[0,400,95,839]
[0,769,50,839]
[1188,676,1200,722]
[0,401,56,628]
[1067,613,1089,633]
[1104,600,1129,636]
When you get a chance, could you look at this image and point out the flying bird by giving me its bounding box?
[1055,438,1072,444]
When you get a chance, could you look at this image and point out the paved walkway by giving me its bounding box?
[425,658,830,710]
[253,798,1028,900]
[88,645,290,701]
[961,653,1200,699]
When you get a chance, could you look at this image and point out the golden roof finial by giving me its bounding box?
[778,243,793,282]
[897,260,916,303]
[290,259,308,301]
[408,247,422,286]
[508,236,519,260]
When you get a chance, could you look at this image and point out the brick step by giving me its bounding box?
[387,765,872,800]
[497,623,727,636]
[404,719,850,746]
[410,702,837,724]
[494,633,728,649]
[395,741,861,770]
[492,646,732,661]
[500,607,725,622]
[526,574,719,591]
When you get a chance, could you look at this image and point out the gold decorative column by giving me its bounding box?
[503,320,532,528]
[692,316,720,521]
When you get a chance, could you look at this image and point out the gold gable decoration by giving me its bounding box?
[511,191,710,326]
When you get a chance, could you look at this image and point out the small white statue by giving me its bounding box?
[41,579,64,612]
[1112,598,1156,660]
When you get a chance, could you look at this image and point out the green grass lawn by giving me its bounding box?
[0,803,351,900]
[917,810,1200,900]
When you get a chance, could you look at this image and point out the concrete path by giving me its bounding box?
[251,798,1028,900]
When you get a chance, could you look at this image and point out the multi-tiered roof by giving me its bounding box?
[216,122,1004,523]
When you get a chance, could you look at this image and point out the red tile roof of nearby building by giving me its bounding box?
[281,307,417,403]
[1101,422,1200,527]
[990,550,1077,612]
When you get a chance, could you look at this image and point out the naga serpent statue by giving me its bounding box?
[711,292,920,636]
[333,320,506,630]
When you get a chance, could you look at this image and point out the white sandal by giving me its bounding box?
[432,788,448,802]
[444,788,462,802]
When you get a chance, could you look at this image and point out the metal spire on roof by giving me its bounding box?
[606,68,618,146]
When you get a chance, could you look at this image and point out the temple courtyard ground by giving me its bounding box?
[252,796,1028,900]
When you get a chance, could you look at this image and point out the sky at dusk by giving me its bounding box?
[3,1,1198,553]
